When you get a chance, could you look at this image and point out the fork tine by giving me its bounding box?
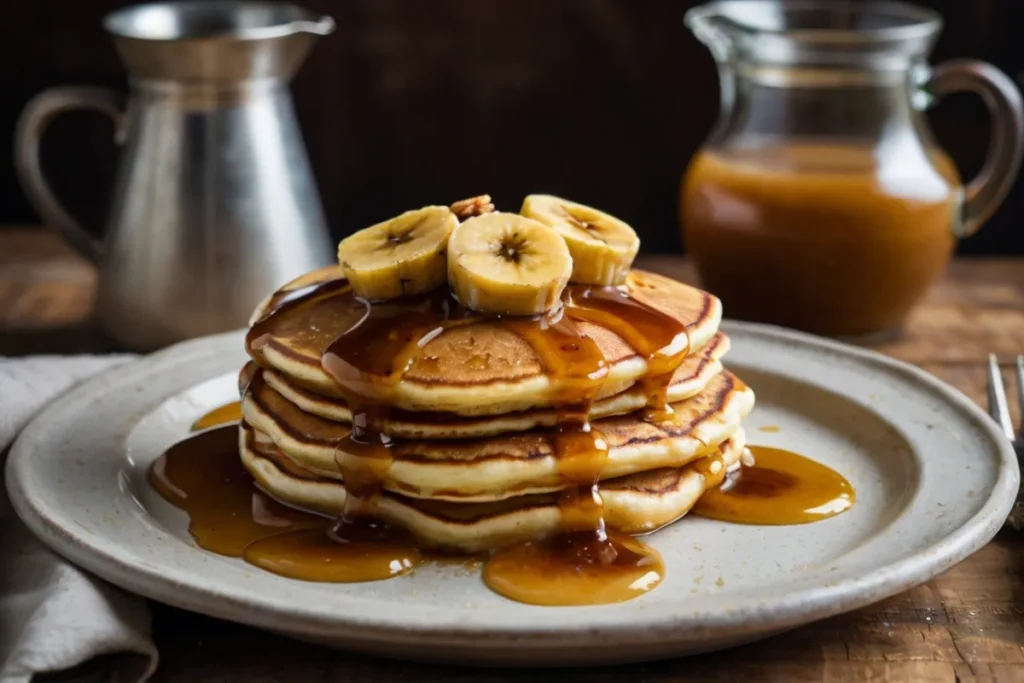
[1015,355,1024,439]
[988,354,1016,442]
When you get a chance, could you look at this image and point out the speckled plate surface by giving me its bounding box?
[6,322,1019,666]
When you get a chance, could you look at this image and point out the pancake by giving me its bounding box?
[240,368,755,502]
[240,424,747,553]
[246,266,721,416]
[259,332,730,438]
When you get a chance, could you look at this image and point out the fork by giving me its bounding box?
[987,354,1024,529]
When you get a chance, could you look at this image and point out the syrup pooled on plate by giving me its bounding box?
[191,401,242,431]
[150,425,421,582]
[482,529,665,606]
[244,521,420,583]
[149,426,324,557]
[693,446,855,525]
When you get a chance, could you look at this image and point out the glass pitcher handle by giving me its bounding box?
[13,86,126,264]
[925,60,1024,238]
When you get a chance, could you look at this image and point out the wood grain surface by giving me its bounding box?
[3,228,1024,682]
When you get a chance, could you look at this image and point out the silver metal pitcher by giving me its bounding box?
[14,1,336,351]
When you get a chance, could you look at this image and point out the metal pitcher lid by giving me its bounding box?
[102,1,333,83]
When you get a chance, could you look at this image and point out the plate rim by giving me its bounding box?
[6,320,1019,649]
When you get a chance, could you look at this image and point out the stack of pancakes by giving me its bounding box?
[238,265,755,553]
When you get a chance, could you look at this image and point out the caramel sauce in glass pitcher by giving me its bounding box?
[680,1,1022,338]
[683,143,961,336]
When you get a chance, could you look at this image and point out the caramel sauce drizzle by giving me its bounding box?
[480,287,687,604]
[564,285,689,419]
[319,293,474,519]
[247,278,354,352]
[502,309,610,540]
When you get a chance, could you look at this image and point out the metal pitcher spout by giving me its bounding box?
[292,16,335,36]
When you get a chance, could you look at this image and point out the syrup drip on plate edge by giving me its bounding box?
[153,275,854,604]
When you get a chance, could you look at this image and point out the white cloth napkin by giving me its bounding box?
[0,355,158,683]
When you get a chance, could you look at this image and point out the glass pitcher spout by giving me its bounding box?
[103,1,335,83]
[685,0,942,74]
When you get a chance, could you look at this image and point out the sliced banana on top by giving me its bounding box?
[448,212,572,316]
[337,206,458,300]
[520,194,640,286]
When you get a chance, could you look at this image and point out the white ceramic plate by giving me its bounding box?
[6,322,1018,666]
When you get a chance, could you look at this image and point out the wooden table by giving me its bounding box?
[4,228,1024,683]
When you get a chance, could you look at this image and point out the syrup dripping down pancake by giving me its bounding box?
[240,369,754,502]
[239,425,748,553]
[257,333,730,439]
[246,266,721,416]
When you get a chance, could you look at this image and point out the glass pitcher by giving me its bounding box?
[680,0,1023,337]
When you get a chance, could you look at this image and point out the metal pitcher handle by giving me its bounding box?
[925,60,1024,238]
[14,86,126,263]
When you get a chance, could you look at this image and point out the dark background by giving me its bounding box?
[1,0,1022,254]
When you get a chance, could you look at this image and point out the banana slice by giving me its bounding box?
[337,206,458,300]
[448,212,572,316]
[520,194,640,285]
